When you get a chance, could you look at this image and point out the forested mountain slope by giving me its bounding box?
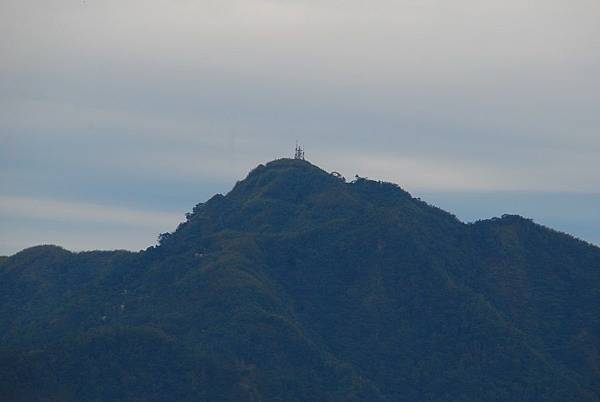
[1,158,599,401]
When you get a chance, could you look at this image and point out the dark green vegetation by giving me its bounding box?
[1,159,599,401]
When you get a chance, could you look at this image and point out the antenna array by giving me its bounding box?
[294,142,305,160]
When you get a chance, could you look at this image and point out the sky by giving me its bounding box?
[1,0,599,255]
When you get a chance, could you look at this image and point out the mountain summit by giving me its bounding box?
[2,159,599,401]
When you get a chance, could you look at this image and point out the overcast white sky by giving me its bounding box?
[1,0,599,254]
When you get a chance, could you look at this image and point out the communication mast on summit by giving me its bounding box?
[294,142,305,160]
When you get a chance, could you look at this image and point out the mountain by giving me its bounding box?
[1,158,599,401]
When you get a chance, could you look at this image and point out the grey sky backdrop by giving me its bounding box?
[1,0,599,254]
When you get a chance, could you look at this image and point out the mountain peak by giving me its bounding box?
[227,158,341,203]
[3,159,600,401]
[246,158,329,181]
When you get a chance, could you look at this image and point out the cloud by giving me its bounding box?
[0,223,160,255]
[0,195,185,254]
[0,195,180,228]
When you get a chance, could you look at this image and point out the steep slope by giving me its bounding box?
[1,158,599,401]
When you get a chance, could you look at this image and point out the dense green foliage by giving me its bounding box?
[1,159,599,401]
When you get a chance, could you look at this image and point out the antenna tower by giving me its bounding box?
[294,142,305,160]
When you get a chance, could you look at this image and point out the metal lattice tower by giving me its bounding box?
[294,142,305,160]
